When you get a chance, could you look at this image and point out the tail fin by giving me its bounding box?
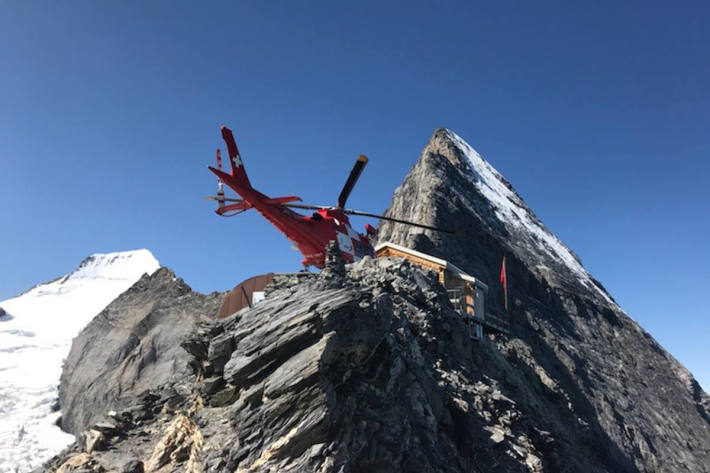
[221,126,252,189]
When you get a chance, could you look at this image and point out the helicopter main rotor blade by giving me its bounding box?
[337,155,368,208]
[341,209,459,236]
[283,203,458,236]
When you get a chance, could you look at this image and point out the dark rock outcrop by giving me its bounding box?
[58,268,224,435]
[44,258,567,473]
[377,128,710,472]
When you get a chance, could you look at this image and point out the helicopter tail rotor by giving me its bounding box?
[215,149,226,210]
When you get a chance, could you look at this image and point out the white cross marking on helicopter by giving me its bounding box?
[232,155,243,167]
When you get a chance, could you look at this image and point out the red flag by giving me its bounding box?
[500,256,507,289]
[500,256,508,312]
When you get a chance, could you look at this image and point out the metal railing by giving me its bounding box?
[447,287,508,336]
[447,288,482,339]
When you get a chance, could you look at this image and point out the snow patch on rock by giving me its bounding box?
[444,129,612,304]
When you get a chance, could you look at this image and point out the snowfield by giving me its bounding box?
[0,249,160,473]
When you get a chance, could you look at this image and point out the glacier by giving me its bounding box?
[0,249,160,473]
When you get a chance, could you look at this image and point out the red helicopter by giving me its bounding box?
[205,126,454,269]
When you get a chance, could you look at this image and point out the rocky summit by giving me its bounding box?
[40,129,709,473]
[377,128,710,471]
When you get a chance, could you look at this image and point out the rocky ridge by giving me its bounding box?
[38,129,710,473]
[43,257,585,473]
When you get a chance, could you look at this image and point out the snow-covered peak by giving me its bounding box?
[3,249,160,336]
[0,249,160,473]
[34,249,159,286]
[442,129,612,303]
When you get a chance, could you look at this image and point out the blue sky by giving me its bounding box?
[1,1,707,389]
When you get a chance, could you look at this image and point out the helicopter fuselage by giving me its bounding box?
[208,165,375,268]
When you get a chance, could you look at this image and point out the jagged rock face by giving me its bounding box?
[42,130,709,473]
[377,128,710,472]
[58,268,224,436]
[44,259,585,473]
[186,259,480,473]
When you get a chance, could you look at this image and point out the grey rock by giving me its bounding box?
[58,268,224,435]
[84,429,105,453]
[202,376,224,395]
[377,128,710,472]
[92,422,118,432]
[45,260,525,472]
[208,333,234,362]
[42,129,709,473]
[319,239,347,287]
[119,459,144,473]
[212,385,238,406]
